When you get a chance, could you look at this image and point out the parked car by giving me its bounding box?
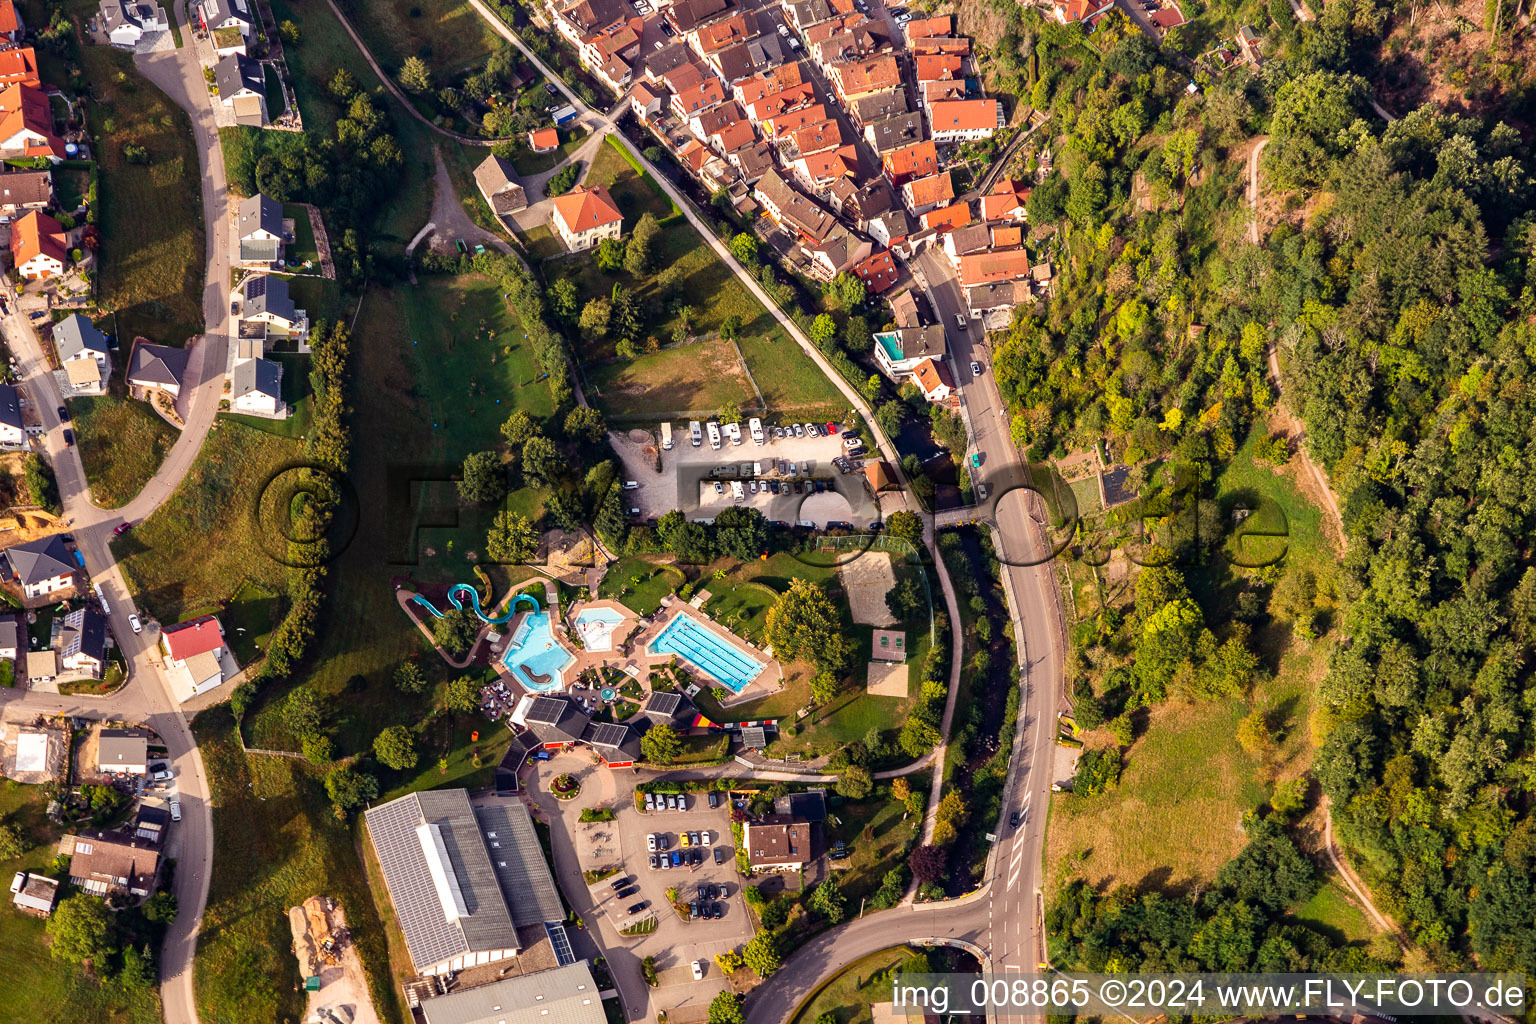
[669,851,682,867]
[611,875,632,889]
[692,960,706,981]
[647,833,658,851]
[689,831,701,846]
[645,792,655,809]
[1010,811,1021,828]
[714,847,727,864]
[56,405,69,422]
[680,831,691,848]
[627,901,647,914]
[128,614,142,634]
[971,360,984,377]
[169,799,181,822]
[61,429,74,446]
[714,481,724,494]
[617,885,639,898]
[650,852,661,869]
[151,766,172,782]
[793,423,805,437]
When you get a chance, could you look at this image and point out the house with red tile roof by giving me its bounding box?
[921,201,971,233]
[881,139,937,186]
[826,54,900,104]
[631,81,664,120]
[901,171,953,216]
[762,102,828,137]
[0,0,24,41]
[981,179,1031,221]
[920,80,965,105]
[0,46,39,88]
[551,185,624,252]
[911,356,954,402]
[745,82,816,123]
[754,167,834,242]
[850,248,899,293]
[958,247,1030,288]
[792,145,858,195]
[691,11,752,55]
[9,209,66,279]
[908,35,970,56]
[528,128,560,153]
[927,99,1001,143]
[672,77,726,120]
[789,118,847,157]
[710,116,756,156]
[0,84,63,161]
[662,60,708,96]
[901,13,950,44]
[806,226,871,282]
[913,53,963,83]
[733,62,805,105]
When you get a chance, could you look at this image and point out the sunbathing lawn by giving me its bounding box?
[39,0,204,345]
[582,134,677,224]
[69,395,177,509]
[597,555,684,616]
[110,421,299,625]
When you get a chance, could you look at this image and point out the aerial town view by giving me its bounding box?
[0,0,1532,1019]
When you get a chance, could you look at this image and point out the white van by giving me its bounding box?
[707,421,722,450]
[689,420,702,447]
[731,481,744,500]
[661,422,674,450]
[749,417,764,444]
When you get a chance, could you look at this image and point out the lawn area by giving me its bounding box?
[582,135,676,224]
[520,223,566,261]
[263,63,285,119]
[825,773,929,903]
[737,328,845,419]
[703,579,777,646]
[37,0,204,345]
[1293,878,1382,944]
[222,351,314,438]
[597,555,684,616]
[222,579,284,666]
[0,780,163,1024]
[110,421,299,625]
[400,273,558,449]
[68,395,177,509]
[787,946,915,1024]
[190,707,400,1024]
[586,339,758,420]
[349,0,500,78]
[282,204,320,266]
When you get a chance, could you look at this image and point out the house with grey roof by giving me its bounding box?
[237,193,285,266]
[197,0,252,55]
[3,534,77,600]
[472,154,528,218]
[213,52,266,124]
[516,694,591,748]
[418,962,606,1024]
[0,381,22,447]
[99,0,168,46]
[96,729,148,775]
[238,273,306,340]
[55,606,108,678]
[230,356,283,418]
[363,789,531,976]
[582,721,642,768]
[51,314,110,395]
[0,614,19,661]
[641,689,695,726]
[127,341,189,398]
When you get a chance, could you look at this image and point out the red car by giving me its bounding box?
[112,522,132,536]
[825,422,839,434]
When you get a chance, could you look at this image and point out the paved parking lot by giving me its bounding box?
[612,424,880,527]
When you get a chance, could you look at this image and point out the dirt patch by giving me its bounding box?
[0,716,66,783]
[837,550,896,627]
[287,897,381,1024]
[864,660,908,697]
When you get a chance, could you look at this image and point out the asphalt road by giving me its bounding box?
[0,4,233,1023]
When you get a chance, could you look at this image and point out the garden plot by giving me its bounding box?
[837,551,898,627]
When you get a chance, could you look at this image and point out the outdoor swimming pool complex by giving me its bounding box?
[574,606,625,652]
[501,596,572,692]
[648,614,764,693]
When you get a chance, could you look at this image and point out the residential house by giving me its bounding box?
[926,99,1000,143]
[11,872,58,916]
[230,356,283,416]
[920,200,970,233]
[850,248,898,293]
[516,694,592,748]
[3,534,76,599]
[913,53,962,85]
[197,0,253,38]
[1,86,60,166]
[418,963,606,1024]
[630,82,663,121]
[783,0,834,32]
[583,721,642,768]
[690,11,752,58]
[52,314,111,395]
[127,341,188,399]
[734,63,807,109]
[966,278,1032,320]
[161,615,229,698]
[132,804,171,845]
[0,46,39,89]
[806,227,870,281]
[679,139,732,190]
[67,832,159,897]
[825,54,899,104]
[727,141,775,184]
[908,34,969,56]
[641,42,691,83]
[25,650,55,684]
[902,12,950,43]
[911,356,954,402]
[0,168,51,216]
[881,139,937,186]
[849,88,907,128]
[753,168,834,243]
[888,288,920,329]
[10,209,66,279]
[744,815,810,871]
[1052,0,1108,23]
[863,111,922,154]
[0,0,23,41]
[810,21,891,68]
[868,208,913,252]
[660,59,707,98]
[550,184,623,252]
[943,221,990,263]
[641,689,697,727]
[802,10,862,45]
[709,116,756,158]
[901,171,953,216]
[472,154,528,217]
[920,79,965,105]
[1236,24,1263,63]
[706,41,757,86]
[549,0,626,48]
[365,788,562,976]
[788,117,847,158]
[1148,5,1186,32]
[981,178,1030,221]
[840,178,894,228]
[957,247,1030,290]
[872,324,944,379]
[96,729,149,775]
[744,32,789,70]
[690,101,741,143]
[100,0,169,46]
[214,53,266,125]
[672,77,725,123]
[240,273,307,339]
[0,382,22,447]
[761,102,827,139]
[54,606,108,678]
[236,193,285,267]
[665,0,732,36]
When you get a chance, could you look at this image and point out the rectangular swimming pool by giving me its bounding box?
[648,614,764,693]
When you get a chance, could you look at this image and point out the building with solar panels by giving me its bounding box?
[364,789,565,977]
[581,721,643,768]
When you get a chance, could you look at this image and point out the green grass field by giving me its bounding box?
[111,421,300,625]
[0,781,163,1024]
[68,395,177,509]
[222,351,314,439]
[825,774,929,903]
[583,135,677,225]
[586,339,759,418]
[787,946,915,1024]
[510,129,590,177]
[350,0,501,78]
[190,708,400,1024]
[282,204,320,266]
[597,556,683,616]
[37,0,204,345]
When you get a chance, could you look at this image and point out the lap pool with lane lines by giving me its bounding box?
[647,613,764,693]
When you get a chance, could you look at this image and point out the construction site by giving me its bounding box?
[288,896,380,1024]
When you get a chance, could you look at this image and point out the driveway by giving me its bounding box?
[425,146,512,256]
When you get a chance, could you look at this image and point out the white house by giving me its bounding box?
[236,192,285,267]
[213,52,266,124]
[872,325,945,380]
[96,729,148,775]
[99,0,168,46]
[3,534,76,599]
[550,184,623,252]
[911,357,954,403]
[230,357,284,417]
[0,381,22,447]
[51,314,111,395]
[926,99,1001,144]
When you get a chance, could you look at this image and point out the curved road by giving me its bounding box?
[0,4,233,1024]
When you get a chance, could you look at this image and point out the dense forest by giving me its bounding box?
[1002,0,1536,978]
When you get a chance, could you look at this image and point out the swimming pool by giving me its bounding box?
[503,599,573,691]
[648,614,763,693]
[574,606,625,652]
